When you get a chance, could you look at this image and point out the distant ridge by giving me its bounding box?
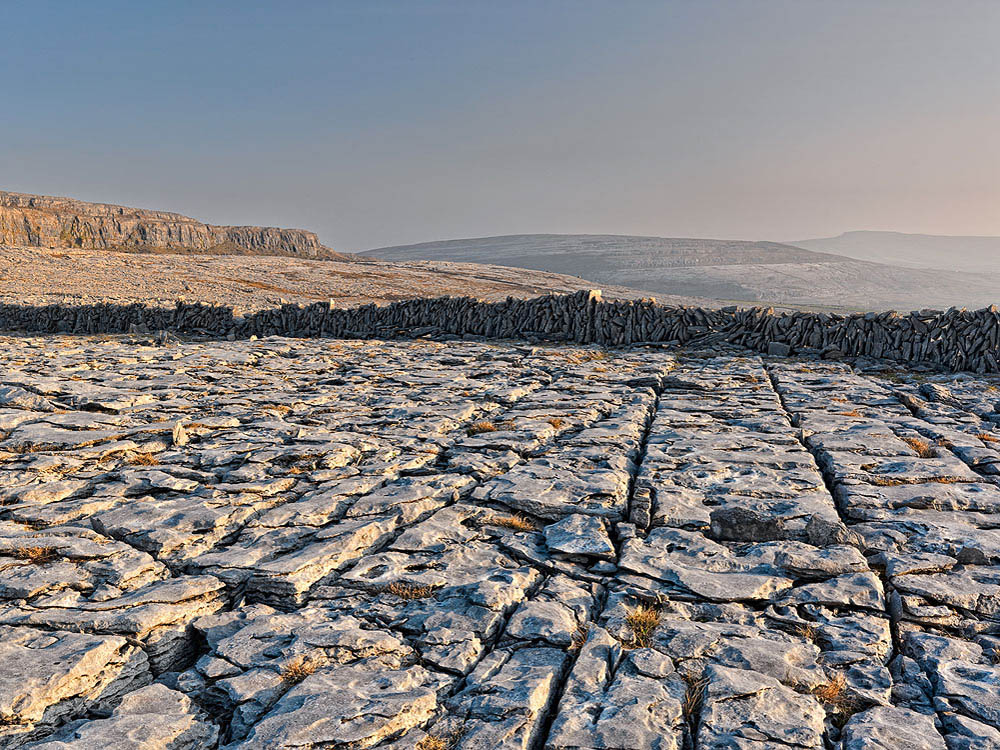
[0,189,348,260]
[364,232,1000,310]
[791,231,1000,273]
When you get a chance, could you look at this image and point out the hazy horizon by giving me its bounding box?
[2,1,997,252]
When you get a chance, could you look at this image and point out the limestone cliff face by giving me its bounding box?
[0,190,345,259]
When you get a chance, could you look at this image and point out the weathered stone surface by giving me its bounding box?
[26,684,218,749]
[4,338,1000,748]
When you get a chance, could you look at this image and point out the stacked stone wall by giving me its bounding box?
[2,290,999,373]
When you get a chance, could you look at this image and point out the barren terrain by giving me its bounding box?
[1,334,999,748]
[0,245,695,312]
[366,234,1000,311]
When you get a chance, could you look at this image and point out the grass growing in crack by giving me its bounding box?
[466,421,498,436]
[547,417,566,429]
[794,623,819,642]
[416,732,461,750]
[7,546,60,564]
[483,514,537,532]
[681,672,708,725]
[126,451,159,466]
[977,432,1000,445]
[836,409,863,417]
[280,655,318,684]
[624,603,660,648]
[384,582,436,600]
[901,437,936,458]
[811,673,856,724]
[570,624,589,652]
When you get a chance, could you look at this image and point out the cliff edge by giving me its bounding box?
[0,190,347,260]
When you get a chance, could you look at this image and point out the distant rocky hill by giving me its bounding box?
[364,233,1000,311]
[0,190,347,260]
[792,230,1000,273]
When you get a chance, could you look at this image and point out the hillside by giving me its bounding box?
[0,244,693,313]
[792,230,1000,273]
[0,189,348,260]
[364,233,1000,310]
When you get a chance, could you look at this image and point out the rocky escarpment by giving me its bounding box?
[0,190,346,259]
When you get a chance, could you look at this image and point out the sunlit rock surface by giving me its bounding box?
[2,334,999,748]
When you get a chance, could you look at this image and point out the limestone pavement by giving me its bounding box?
[0,334,998,749]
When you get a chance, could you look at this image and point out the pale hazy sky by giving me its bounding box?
[1,1,997,251]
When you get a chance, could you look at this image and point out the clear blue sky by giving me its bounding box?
[1,0,997,250]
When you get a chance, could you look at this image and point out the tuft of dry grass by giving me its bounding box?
[466,421,498,436]
[126,451,159,466]
[280,654,319,684]
[795,623,819,642]
[483,514,537,532]
[977,432,1000,445]
[811,673,854,713]
[7,546,60,564]
[836,409,863,417]
[681,672,708,724]
[547,417,566,430]
[624,603,660,648]
[901,436,936,458]
[384,582,436,600]
[570,624,589,652]
[417,732,462,750]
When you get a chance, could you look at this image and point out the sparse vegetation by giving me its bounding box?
[547,417,566,429]
[466,421,498,436]
[280,654,319,684]
[416,732,462,750]
[681,672,708,724]
[810,673,856,725]
[624,602,660,648]
[7,546,60,564]
[836,409,862,417]
[126,451,159,466]
[977,432,1000,444]
[795,623,819,642]
[482,514,537,532]
[901,436,936,458]
[570,624,589,652]
[384,582,436,600]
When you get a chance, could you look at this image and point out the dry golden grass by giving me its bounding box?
[385,582,435,600]
[836,409,863,417]
[624,603,660,648]
[483,514,537,532]
[466,421,498,436]
[681,672,708,723]
[8,546,60,564]
[795,623,819,642]
[417,732,462,750]
[869,475,965,487]
[901,436,936,458]
[280,655,318,684]
[978,432,1000,444]
[549,349,611,364]
[126,451,159,466]
[811,673,856,720]
[547,417,566,429]
[570,624,589,652]
[867,476,911,486]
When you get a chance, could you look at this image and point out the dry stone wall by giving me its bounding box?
[2,290,1000,373]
